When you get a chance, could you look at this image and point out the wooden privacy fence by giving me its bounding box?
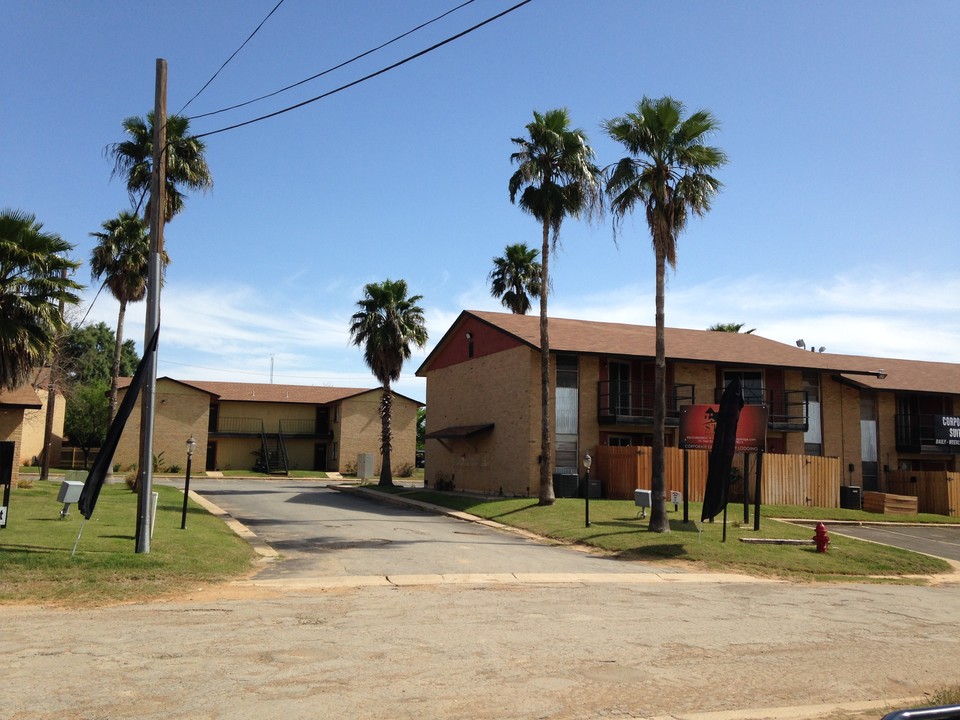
[885,471,960,517]
[594,446,841,508]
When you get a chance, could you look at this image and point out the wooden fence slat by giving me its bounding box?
[595,446,840,508]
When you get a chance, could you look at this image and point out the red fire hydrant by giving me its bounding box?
[813,522,830,553]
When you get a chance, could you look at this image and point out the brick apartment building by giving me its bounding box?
[417,310,959,498]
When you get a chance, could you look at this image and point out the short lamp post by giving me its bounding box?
[180,435,196,530]
[583,452,592,528]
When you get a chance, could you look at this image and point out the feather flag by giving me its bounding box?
[701,376,744,522]
[78,329,158,519]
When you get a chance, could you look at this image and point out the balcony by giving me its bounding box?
[210,417,332,439]
[712,387,808,431]
[896,413,959,454]
[597,381,695,426]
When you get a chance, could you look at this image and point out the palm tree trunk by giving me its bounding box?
[650,246,670,532]
[379,383,394,487]
[538,218,555,505]
[109,300,126,423]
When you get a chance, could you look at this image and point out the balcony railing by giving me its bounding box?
[896,413,959,454]
[212,417,264,434]
[712,387,808,430]
[597,381,695,425]
[279,419,333,438]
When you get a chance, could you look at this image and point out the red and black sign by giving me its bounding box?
[679,404,768,452]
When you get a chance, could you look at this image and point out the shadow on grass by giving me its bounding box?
[614,543,688,560]
[486,502,541,521]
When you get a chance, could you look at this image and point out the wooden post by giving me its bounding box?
[753,450,763,531]
[742,453,751,524]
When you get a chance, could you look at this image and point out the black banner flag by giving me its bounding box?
[701,377,744,522]
[78,329,158,519]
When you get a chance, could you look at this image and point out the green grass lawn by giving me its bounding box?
[383,490,953,582]
[0,480,255,606]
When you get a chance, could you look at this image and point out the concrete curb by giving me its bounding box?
[645,696,927,720]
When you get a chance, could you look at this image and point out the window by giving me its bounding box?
[609,360,631,415]
[608,435,632,447]
[723,370,764,405]
[802,371,822,455]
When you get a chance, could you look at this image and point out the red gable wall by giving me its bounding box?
[427,316,525,372]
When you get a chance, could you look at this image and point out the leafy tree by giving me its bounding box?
[109,112,213,223]
[61,322,139,388]
[0,209,81,391]
[90,211,166,421]
[603,97,727,532]
[509,108,603,506]
[416,407,426,451]
[349,279,428,487]
[63,381,109,468]
[488,243,543,315]
[708,322,755,334]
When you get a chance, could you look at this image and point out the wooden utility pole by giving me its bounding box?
[135,58,166,554]
[39,267,67,481]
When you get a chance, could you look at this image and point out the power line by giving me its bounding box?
[157,357,422,383]
[193,0,534,140]
[189,0,477,122]
[178,0,287,116]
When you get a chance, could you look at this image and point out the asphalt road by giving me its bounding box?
[825,522,960,562]
[187,478,679,581]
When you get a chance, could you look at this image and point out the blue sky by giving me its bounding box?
[3,0,958,402]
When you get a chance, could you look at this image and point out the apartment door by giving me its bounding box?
[313,443,327,472]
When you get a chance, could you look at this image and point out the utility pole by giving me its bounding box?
[135,58,167,554]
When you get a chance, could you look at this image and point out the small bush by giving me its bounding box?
[167,464,182,474]
[16,477,34,489]
[396,463,415,478]
[342,461,357,476]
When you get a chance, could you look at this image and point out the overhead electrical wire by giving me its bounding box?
[189,0,477,122]
[192,0,534,140]
[178,0,288,116]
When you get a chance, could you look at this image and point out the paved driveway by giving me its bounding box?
[825,522,960,562]
[188,478,678,581]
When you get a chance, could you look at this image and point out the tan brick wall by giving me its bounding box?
[579,356,600,461]
[876,392,898,485]
[674,361,715,407]
[113,379,210,473]
[335,391,419,475]
[20,387,64,465]
[425,345,539,496]
[821,377,862,486]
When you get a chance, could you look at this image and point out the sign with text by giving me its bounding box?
[934,415,960,449]
[680,404,768,452]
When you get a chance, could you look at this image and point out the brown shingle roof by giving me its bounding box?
[427,310,959,395]
[178,380,377,405]
[0,383,42,409]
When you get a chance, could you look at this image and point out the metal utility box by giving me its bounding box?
[552,470,579,498]
[57,480,84,504]
[840,485,862,510]
[357,453,375,480]
[634,489,652,518]
[58,480,84,519]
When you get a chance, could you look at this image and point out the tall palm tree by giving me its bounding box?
[603,97,727,532]
[0,209,81,391]
[509,108,602,506]
[488,243,543,315]
[708,322,755,334]
[90,211,168,421]
[109,112,213,224]
[349,279,428,487]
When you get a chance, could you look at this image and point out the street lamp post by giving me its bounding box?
[583,453,592,528]
[180,436,196,530]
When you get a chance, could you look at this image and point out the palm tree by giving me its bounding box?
[0,209,81,391]
[90,211,168,421]
[488,243,543,315]
[348,279,428,487]
[603,97,727,532]
[708,322,755,334]
[509,108,602,506]
[109,112,213,223]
